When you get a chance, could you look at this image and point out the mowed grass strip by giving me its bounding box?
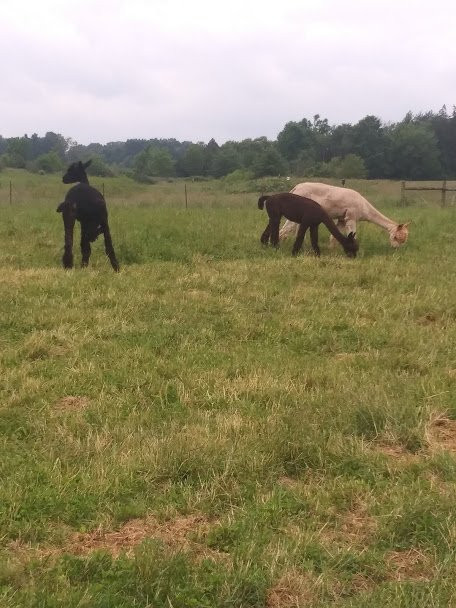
[1,178,456,606]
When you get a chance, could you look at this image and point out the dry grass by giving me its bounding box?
[7,514,219,561]
[266,570,320,608]
[374,441,421,464]
[425,414,456,452]
[54,395,89,412]
[386,548,434,582]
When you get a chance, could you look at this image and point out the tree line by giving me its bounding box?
[1,106,455,181]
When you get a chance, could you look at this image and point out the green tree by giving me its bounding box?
[42,132,67,159]
[251,148,288,177]
[352,115,390,178]
[277,122,308,161]
[389,123,442,179]
[415,106,456,178]
[149,148,175,177]
[210,147,240,177]
[277,120,320,164]
[177,144,207,176]
[5,137,29,167]
[134,146,175,179]
[290,149,317,175]
[330,123,355,158]
[235,137,275,171]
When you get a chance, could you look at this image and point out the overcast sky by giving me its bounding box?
[2,0,455,145]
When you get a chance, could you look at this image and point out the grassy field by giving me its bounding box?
[1,170,456,607]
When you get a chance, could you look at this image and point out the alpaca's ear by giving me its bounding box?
[83,159,92,169]
[348,231,356,238]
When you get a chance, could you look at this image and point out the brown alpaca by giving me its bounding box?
[258,193,359,258]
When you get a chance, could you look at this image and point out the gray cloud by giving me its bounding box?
[2,0,455,144]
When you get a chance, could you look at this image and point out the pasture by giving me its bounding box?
[1,170,456,607]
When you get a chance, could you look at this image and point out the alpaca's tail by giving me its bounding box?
[56,202,65,213]
[258,195,269,210]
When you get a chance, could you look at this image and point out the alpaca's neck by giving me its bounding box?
[79,173,89,184]
[362,201,397,232]
[322,215,349,244]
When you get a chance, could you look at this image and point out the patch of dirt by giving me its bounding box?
[333,352,356,360]
[426,415,456,452]
[417,313,438,325]
[185,289,211,300]
[54,396,89,412]
[424,472,452,497]
[337,506,378,544]
[333,351,371,360]
[318,499,377,549]
[277,476,300,490]
[6,539,60,561]
[70,514,217,558]
[348,573,376,594]
[374,442,420,464]
[386,548,433,581]
[8,514,222,562]
[266,571,318,608]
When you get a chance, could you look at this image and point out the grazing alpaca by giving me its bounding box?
[258,193,359,258]
[279,182,410,248]
[57,160,119,271]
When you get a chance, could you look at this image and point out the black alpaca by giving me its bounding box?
[57,160,119,271]
[258,192,359,258]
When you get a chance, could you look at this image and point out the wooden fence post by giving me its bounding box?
[401,181,406,206]
[102,182,105,197]
[185,184,188,209]
[441,180,447,207]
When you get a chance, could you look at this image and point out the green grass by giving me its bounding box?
[1,171,456,606]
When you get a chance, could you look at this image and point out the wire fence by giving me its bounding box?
[401,180,456,207]
[2,176,456,208]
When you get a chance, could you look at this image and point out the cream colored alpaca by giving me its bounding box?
[279,182,410,248]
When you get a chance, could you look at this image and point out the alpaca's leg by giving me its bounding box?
[269,217,281,248]
[329,219,346,248]
[62,212,75,269]
[279,220,298,241]
[292,224,308,256]
[80,224,91,268]
[309,225,321,256]
[260,222,271,245]
[102,223,120,272]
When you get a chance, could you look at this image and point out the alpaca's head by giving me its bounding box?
[62,160,92,184]
[343,232,359,258]
[390,222,410,248]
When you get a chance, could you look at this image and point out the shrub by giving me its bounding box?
[34,151,64,173]
[85,155,115,177]
[223,169,254,183]
[316,154,367,179]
